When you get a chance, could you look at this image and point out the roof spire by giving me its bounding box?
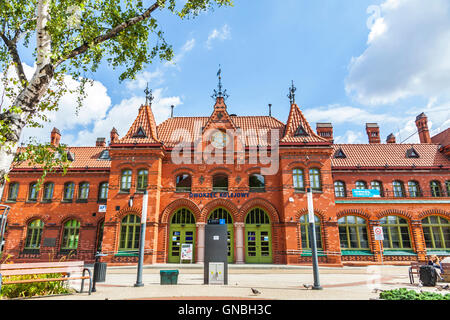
[287,80,297,104]
[211,64,229,100]
[144,82,154,105]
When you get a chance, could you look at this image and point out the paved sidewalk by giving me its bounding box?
[35,264,449,300]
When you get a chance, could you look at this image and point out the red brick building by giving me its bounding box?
[1,94,449,266]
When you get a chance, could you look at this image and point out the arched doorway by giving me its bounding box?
[208,207,234,263]
[245,208,272,263]
[168,208,196,263]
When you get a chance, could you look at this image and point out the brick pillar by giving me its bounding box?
[369,220,383,263]
[234,222,245,264]
[323,219,342,265]
[411,219,427,261]
[284,221,300,264]
[196,222,206,263]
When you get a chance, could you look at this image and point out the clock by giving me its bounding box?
[211,131,228,149]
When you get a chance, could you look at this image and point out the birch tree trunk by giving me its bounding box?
[0,0,53,195]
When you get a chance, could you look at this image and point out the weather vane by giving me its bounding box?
[211,65,229,100]
[287,80,297,104]
[144,82,154,105]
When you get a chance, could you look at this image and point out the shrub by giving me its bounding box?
[380,288,450,300]
[0,273,74,299]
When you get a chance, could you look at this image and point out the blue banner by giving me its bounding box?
[352,189,380,198]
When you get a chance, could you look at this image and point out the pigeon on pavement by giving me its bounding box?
[251,288,261,295]
[303,284,313,289]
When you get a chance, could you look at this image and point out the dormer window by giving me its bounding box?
[133,126,147,138]
[406,147,419,158]
[294,125,307,137]
[334,148,346,159]
[67,151,75,161]
[98,149,110,160]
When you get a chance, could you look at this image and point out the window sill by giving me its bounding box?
[26,200,37,203]
[118,190,130,194]
[5,200,17,203]
[115,251,139,257]
[97,199,107,203]
[175,190,192,193]
[249,189,266,193]
[383,250,416,256]
[41,199,52,203]
[341,250,373,256]
[61,199,73,203]
[294,189,305,193]
[22,249,41,255]
[76,199,88,203]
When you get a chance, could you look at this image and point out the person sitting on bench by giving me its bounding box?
[428,255,444,281]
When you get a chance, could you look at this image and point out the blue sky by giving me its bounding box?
[15,0,450,146]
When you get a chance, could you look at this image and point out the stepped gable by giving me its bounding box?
[281,103,329,144]
[116,104,160,144]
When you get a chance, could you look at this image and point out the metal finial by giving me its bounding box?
[211,65,229,100]
[171,105,174,118]
[269,104,272,117]
[144,83,154,105]
[287,80,297,104]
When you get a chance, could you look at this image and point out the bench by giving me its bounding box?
[408,261,427,284]
[0,261,92,296]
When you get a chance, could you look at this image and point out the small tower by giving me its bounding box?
[316,123,333,142]
[366,123,381,144]
[110,127,119,144]
[50,127,61,147]
[386,133,396,144]
[415,112,431,143]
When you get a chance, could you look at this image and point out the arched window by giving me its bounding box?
[63,182,75,201]
[209,208,233,224]
[392,181,405,197]
[422,216,449,250]
[176,174,192,192]
[430,181,442,197]
[28,182,38,201]
[249,174,265,192]
[309,168,321,191]
[446,181,450,196]
[213,174,228,192]
[245,208,270,225]
[380,216,411,249]
[338,216,369,249]
[98,182,109,201]
[119,215,141,251]
[24,219,44,251]
[78,182,90,200]
[7,182,19,201]
[42,182,54,201]
[299,215,322,249]
[171,208,196,224]
[61,219,80,251]
[292,169,305,191]
[371,181,383,197]
[96,221,104,252]
[120,169,132,192]
[407,181,421,198]
[355,181,367,190]
[334,181,346,198]
[137,169,148,191]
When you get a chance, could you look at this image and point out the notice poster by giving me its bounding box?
[180,243,193,262]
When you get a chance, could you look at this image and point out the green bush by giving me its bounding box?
[0,273,74,299]
[380,288,450,300]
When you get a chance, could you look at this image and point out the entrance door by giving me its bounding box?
[245,208,272,264]
[208,208,234,263]
[168,208,196,263]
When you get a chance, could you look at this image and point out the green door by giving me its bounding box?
[168,208,196,263]
[208,208,234,263]
[245,208,272,264]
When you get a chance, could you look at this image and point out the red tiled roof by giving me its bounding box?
[281,104,330,144]
[331,144,449,168]
[12,147,111,170]
[431,128,450,147]
[157,116,285,147]
[116,104,160,144]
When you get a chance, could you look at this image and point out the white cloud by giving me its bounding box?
[334,130,365,144]
[345,0,450,106]
[164,38,196,68]
[206,24,231,49]
[125,69,165,91]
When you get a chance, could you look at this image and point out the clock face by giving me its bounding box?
[211,131,228,149]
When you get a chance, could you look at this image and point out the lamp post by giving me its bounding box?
[134,190,148,287]
[0,205,10,254]
[306,188,322,290]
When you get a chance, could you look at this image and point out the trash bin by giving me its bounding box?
[160,270,179,285]
[94,262,108,283]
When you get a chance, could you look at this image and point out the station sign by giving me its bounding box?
[352,189,380,198]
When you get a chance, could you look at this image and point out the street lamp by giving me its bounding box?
[0,205,10,254]
[134,190,148,287]
[306,188,322,290]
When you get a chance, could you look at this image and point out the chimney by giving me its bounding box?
[269,104,272,117]
[96,137,106,147]
[110,127,119,144]
[386,133,396,144]
[50,127,61,147]
[171,105,174,118]
[316,123,333,142]
[366,123,381,144]
[415,112,431,143]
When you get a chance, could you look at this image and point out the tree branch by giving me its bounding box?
[54,2,160,68]
[0,32,28,87]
